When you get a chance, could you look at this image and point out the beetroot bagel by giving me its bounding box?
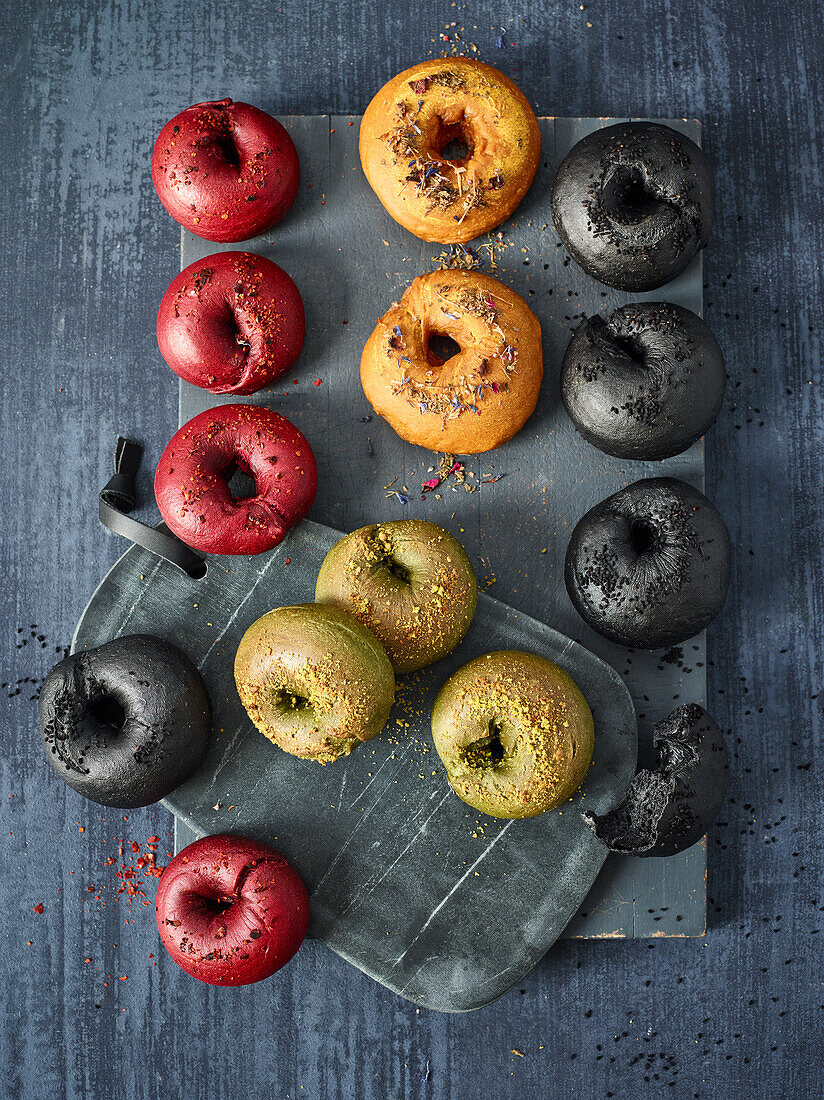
[157,252,305,395]
[151,99,300,242]
[156,833,309,985]
[154,404,317,556]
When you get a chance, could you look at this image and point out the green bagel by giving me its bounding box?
[315,519,478,673]
[431,650,595,818]
[234,604,395,764]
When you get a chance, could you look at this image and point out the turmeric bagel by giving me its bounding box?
[359,59,541,244]
[360,269,542,454]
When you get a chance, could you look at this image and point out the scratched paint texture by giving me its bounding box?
[0,1,821,1097]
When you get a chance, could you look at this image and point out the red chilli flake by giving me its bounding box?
[89,836,169,917]
[313,378,322,386]
[33,903,44,914]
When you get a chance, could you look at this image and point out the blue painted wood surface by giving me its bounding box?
[0,0,820,1096]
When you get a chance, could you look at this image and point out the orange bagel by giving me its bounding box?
[360,270,543,454]
[359,59,541,244]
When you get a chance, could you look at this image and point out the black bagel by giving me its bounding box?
[561,303,726,460]
[582,703,729,856]
[38,634,212,807]
[565,477,731,648]
[551,122,714,291]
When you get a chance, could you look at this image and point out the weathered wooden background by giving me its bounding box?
[0,1,820,1097]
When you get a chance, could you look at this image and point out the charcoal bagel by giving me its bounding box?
[551,122,714,291]
[561,302,726,460]
[564,477,731,649]
[38,634,212,807]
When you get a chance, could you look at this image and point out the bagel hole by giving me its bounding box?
[383,556,411,583]
[610,332,647,363]
[213,133,241,169]
[223,459,257,501]
[630,519,658,555]
[435,118,474,163]
[462,720,506,770]
[191,892,235,917]
[428,332,462,366]
[373,530,412,583]
[88,694,127,732]
[232,327,251,353]
[601,166,662,224]
[274,688,313,713]
[225,312,251,353]
[440,136,470,162]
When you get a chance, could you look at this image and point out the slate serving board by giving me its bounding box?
[73,522,636,1011]
[173,115,709,939]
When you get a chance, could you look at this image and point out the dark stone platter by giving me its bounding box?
[72,522,636,1011]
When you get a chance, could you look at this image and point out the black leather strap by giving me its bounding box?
[99,437,207,579]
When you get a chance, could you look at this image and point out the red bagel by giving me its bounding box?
[157,252,305,395]
[151,99,300,242]
[155,404,318,556]
[155,833,310,986]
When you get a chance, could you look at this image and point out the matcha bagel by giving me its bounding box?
[234,604,395,764]
[431,650,594,818]
[315,519,478,673]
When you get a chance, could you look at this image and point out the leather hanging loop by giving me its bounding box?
[100,437,143,512]
[99,437,207,579]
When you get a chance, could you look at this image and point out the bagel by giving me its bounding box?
[582,703,729,856]
[360,270,542,454]
[154,404,317,556]
[551,122,714,291]
[157,251,305,396]
[156,833,309,985]
[151,99,300,243]
[359,59,541,243]
[234,604,395,764]
[431,651,595,819]
[38,634,212,808]
[315,519,478,673]
[561,302,726,460]
[565,477,732,649]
